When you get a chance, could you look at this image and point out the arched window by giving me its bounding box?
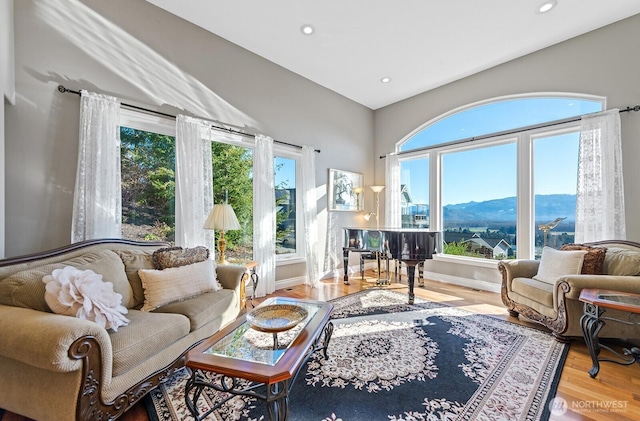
[397,94,604,260]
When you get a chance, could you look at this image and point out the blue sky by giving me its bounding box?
[400,97,602,205]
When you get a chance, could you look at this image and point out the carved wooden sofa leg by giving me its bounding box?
[508,309,519,318]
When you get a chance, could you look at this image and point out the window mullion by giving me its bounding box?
[516,133,534,259]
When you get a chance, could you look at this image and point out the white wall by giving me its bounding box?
[0,0,14,258]
[5,0,374,285]
[374,13,640,287]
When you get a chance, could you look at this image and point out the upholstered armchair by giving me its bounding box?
[498,240,640,342]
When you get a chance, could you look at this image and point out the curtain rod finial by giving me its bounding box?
[57,85,67,93]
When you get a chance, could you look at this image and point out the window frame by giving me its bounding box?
[119,109,304,265]
[396,93,605,266]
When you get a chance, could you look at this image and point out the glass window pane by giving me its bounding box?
[120,127,176,243]
[400,157,429,228]
[401,97,602,151]
[534,133,578,257]
[212,142,254,261]
[442,143,516,259]
[275,156,296,255]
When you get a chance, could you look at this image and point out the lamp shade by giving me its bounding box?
[369,185,385,193]
[203,204,241,231]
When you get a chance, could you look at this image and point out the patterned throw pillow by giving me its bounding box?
[152,246,210,270]
[560,243,607,275]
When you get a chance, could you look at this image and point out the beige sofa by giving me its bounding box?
[499,240,640,342]
[0,239,246,421]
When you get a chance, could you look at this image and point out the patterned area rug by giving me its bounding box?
[145,289,568,420]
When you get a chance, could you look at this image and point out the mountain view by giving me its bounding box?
[443,194,576,224]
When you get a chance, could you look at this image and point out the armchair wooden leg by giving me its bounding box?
[508,309,519,318]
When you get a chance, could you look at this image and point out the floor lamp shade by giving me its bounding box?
[204,204,241,264]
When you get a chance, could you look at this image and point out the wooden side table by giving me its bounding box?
[222,260,259,311]
[579,289,640,378]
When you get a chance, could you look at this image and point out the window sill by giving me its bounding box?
[276,256,306,266]
[432,253,501,269]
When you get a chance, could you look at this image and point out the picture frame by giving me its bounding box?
[328,168,364,211]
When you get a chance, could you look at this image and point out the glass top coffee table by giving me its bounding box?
[185,297,334,420]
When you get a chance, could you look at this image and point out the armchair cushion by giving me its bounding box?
[602,247,640,276]
[533,247,586,285]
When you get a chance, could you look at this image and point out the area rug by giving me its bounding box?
[145,289,568,420]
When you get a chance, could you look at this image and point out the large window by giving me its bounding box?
[119,111,301,263]
[400,157,429,228]
[398,95,603,261]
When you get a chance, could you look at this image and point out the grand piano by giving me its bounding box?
[343,228,441,304]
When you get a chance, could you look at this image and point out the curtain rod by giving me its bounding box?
[57,85,320,153]
[379,104,640,159]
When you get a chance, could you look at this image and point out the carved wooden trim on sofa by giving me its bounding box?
[498,262,571,342]
[71,335,199,421]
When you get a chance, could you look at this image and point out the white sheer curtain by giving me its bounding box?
[71,90,121,242]
[324,210,340,274]
[175,115,214,250]
[253,134,276,296]
[301,146,320,287]
[385,153,401,228]
[575,109,626,243]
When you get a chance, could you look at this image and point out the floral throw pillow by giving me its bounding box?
[152,246,210,270]
[42,266,130,331]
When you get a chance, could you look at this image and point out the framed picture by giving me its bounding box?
[328,168,364,211]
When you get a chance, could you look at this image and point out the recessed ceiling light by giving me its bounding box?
[300,24,315,35]
[380,77,391,83]
[538,0,558,13]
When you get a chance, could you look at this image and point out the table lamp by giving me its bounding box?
[204,204,241,264]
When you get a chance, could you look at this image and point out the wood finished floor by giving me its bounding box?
[3,272,640,421]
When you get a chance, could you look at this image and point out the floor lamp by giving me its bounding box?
[365,185,385,229]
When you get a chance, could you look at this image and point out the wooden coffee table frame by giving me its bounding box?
[185,298,334,420]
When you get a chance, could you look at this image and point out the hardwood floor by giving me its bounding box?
[3,273,640,420]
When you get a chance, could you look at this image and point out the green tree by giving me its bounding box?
[211,143,253,256]
[120,127,176,241]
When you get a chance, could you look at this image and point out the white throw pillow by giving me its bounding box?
[138,259,219,311]
[42,266,130,331]
[533,247,587,285]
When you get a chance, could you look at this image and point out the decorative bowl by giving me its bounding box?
[246,304,308,333]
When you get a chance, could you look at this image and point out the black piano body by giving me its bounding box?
[343,228,441,304]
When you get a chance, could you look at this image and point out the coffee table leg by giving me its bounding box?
[266,380,291,421]
[322,321,334,359]
[581,302,605,378]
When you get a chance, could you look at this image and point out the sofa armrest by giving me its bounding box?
[557,274,640,300]
[498,259,540,291]
[216,265,247,292]
[0,304,112,374]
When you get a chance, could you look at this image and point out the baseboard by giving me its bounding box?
[247,276,308,296]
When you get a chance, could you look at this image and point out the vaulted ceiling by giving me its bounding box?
[147,0,640,110]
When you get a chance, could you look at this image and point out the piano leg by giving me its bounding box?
[342,248,350,285]
[405,260,420,305]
